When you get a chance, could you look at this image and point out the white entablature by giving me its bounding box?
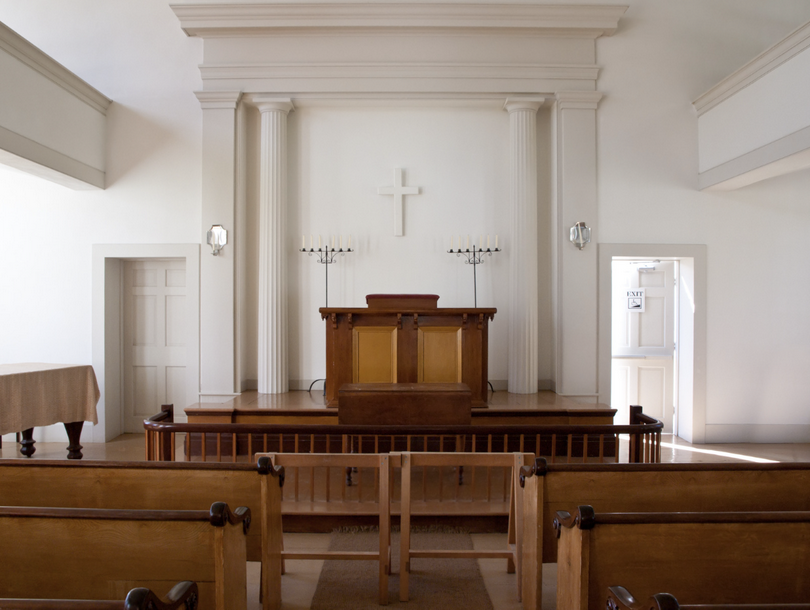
[171,2,626,95]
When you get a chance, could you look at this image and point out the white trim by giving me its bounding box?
[597,244,707,443]
[92,244,201,442]
[0,21,111,113]
[693,20,810,115]
[172,3,628,37]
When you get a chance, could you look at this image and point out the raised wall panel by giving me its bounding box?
[639,296,666,348]
[417,327,462,383]
[132,296,156,346]
[165,295,186,347]
[133,366,157,417]
[638,365,666,422]
[352,327,397,383]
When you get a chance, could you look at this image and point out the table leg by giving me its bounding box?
[64,421,84,460]
[20,428,36,457]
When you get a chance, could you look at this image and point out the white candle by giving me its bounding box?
[302,235,305,249]
[348,235,352,249]
[495,235,499,249]
[487,235,491,249]
[331,235,335,250]
[466,235,470,250]
[310,234,313,249]
[340,235,343,249]
[479,235,483,249]
[318,235,322,249]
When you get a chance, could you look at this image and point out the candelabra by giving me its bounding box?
[299,245,353,308]
[448,244,501,307]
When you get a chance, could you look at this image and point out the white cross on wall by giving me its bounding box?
[377,168,421,237]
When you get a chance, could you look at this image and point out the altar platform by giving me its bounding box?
[184,390,616,427]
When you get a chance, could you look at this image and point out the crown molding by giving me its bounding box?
[171,3,627,38]
[0,21,111,114]
[556,90,602,109]
[693,19,810,116]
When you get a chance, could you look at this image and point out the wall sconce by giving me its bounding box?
[569,221,591,250]
[207,225,228,256]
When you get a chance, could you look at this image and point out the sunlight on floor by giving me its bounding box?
[659,441,778,463]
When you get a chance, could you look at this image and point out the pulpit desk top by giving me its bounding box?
[320,294,496,408]
[0,363,100,435]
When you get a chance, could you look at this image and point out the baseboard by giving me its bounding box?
[290,379,326,391]
[704,424,810,444]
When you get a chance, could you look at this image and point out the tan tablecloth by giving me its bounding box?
[0,363,100,435]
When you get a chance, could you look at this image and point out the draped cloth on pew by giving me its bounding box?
[0,363,99,434]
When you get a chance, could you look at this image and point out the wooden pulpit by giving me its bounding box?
[319,294,496,407]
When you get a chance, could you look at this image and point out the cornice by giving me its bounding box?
[171,3,628,38]
[0,21,111,114]
[693,19,810,116]
[504,96,546,112]
[252,96,294,113]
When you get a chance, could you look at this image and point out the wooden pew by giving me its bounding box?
[518,460,810,610]
[0,581,199,610]
[607,585,810,610]
[0,459,282,564]
[554,506,810,610]
[257,453,392,609]
[398,452,534,603]
[0,503,249,610]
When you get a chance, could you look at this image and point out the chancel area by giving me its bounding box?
[4,1,810,609]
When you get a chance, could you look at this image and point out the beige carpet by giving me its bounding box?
[310,528,495,610]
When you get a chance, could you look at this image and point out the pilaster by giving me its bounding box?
[553,91,602,400]
[195,91,243,399]
[255,97,294,393]
[504,97,544,394]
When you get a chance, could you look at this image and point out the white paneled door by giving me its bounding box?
[611,260,676,431]
[123,259,187,433]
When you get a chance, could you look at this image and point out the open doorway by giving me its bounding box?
[610,259,677,432]
[597,244,706,443]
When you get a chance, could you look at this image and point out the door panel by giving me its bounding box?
[123,259,187,433]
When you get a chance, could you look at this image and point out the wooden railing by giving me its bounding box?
[144,405,662,464]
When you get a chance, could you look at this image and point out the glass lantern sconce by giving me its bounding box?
[207,225,228,256]
[569,222,591,250]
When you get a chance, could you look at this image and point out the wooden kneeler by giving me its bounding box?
[258,453,392,608]
[398,451,533,603]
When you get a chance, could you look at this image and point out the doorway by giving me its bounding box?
[597,244,706,443]
[610,259,676,432]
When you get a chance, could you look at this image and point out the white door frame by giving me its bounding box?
[598,244,707,443]
[92,244,200,442]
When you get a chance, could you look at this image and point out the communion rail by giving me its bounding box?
[144,405,662,464]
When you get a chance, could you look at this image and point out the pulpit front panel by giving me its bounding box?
[352,327,398,383]
[417,327,462,383]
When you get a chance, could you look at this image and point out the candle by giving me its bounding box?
[302,235,305,249]
[466,235,470,250]
[495,235,499,249]
[331,235,335,250]
[487,235,491,249]
[310,234,313,249]
[340,235,343,249]
[318,235,322,249]
[479,235,483,249]
[348,235,352,249]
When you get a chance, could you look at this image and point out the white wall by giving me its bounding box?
[3,1,810,443]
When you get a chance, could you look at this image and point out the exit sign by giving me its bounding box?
[626,289,645,313]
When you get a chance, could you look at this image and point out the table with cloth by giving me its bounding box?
[0,363,100,459]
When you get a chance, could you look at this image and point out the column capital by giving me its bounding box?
[503,97,546,113]
[253,97,295,114]
[555,91,603,110]
[194,91,243,110]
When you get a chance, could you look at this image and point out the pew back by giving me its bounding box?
[0,505,248,610]
[0,459,264,561]
[519,461,810,610]
[555,507,810,610]
[0,581,199,610]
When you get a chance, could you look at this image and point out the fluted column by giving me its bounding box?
[504,98,544,394]
[255,98,293,394]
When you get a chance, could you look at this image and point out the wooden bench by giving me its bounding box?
[399,451,534,603]
[258,453,392,609]
[607,585,810,610]
[0,581,199,610]
[0,459,283,565]
[0,503,249,610]
[518,460,810,610]
[554,506,810,610]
